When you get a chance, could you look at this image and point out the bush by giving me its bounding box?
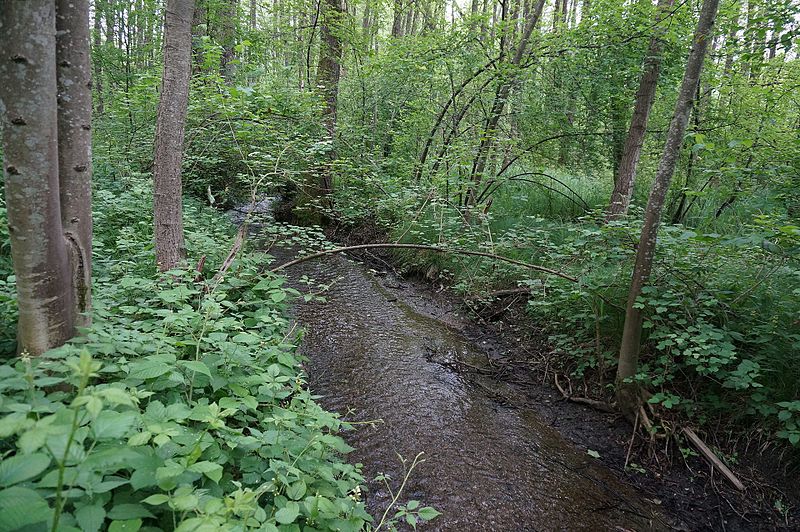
[0,177,371,531]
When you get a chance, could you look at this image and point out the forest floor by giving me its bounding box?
[323,221,800,531]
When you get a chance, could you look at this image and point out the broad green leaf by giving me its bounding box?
[108,518,142,532]
[0,486,51,530]
[75,504,106,532]
[417,507,441,520]
[92,410,138,440]
[142,494,170,505]
[128,361,171,380]
[274,501,300,524]
[0,453,50,487]
[106,504,155,520]
[286,480,306,500]
[188,461,223,483]
[179,360,212,377]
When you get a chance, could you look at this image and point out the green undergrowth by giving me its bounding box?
[0,176,378,531]
[371,191,800,453]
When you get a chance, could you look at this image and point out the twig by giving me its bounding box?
[624,411,640,471]
[270,243,578,282]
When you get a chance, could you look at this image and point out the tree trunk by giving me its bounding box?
[250,0,257,29]
[0,1,76,354]
[93,2,105,114]
[219,0,237,81]
[56,0,93,328]
[605,0,675,220]
[316,0,343,196]
[467,0,546,207]
[392,0,404,37]
[153,0,194,271]
[616,0,720,418]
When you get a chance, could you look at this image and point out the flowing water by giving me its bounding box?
[240,205,670,530]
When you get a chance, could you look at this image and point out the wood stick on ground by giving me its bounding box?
[682,427,745,491]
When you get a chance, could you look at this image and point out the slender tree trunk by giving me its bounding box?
[616,0,720,417]
[219,0,237,81]
[316,0,343,196]
[93,2,105,114]
[191,0,206,74]
[250,0,257,29]
[0,1,75,354]
[56,0,93,328]
[153,0,194,271]
[467,0,546,207]
[392,0,404,37]
[606,0,675,220]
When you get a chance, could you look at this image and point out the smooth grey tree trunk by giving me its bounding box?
[616,0,721,417]
[56,0,93,329]
[153,0,194,271]
[0,1,76,354]
[606,0,675,221]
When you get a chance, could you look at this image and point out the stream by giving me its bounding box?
[239,205,670,530]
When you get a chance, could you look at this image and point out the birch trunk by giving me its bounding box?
[0,1,75,354]
[56,0,93,328]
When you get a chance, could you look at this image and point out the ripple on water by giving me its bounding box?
[278,251,669,531]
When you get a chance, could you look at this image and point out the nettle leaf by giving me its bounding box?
[0,452,51,487]
[417,507,441,520]
[127,360,172,380]
[0,486,51,530]
[108,518,142,532]
[142,494,170,506]
[179,360,212,378]
[106,504,155,520]
[286,480,307,500]
[92,410,138,440]
[75,504,106,532]
[188,461,223,483]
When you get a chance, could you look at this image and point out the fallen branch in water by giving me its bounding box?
[270,243,578,282]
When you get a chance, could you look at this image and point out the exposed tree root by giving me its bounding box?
[554,374,616,413]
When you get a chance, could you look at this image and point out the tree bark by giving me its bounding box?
[0,1,76,354]
[56,0,93,328]
[467,0,546,207]
[219,0,237,81]
[616,0,720,418]
[92,1,105,114]
[605,0,675,220]
[316,0,344,196]
[153,0,194,271]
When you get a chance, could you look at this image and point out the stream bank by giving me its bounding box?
[317,222,800,531]
[251,224,673,530]
[234,202,796,530]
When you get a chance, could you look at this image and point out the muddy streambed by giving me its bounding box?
[256,245,667,531]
